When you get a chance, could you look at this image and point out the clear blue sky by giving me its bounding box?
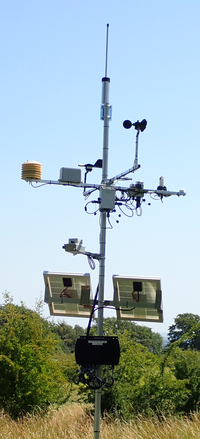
[1,1,199,335]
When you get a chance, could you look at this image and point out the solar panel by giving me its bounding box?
[112,275,163,322]
[43,271,93,317]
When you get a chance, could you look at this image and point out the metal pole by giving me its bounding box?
[94,211,106,438]
[94,27,111,437]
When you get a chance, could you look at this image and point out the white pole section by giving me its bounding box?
[94,24,111,439]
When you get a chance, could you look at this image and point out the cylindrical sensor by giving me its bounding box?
[21,161,42,180]
[101,77,110,104]
[159,176,165,187]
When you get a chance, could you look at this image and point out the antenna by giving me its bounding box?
[105,24,109,77]
[101,24,111,184]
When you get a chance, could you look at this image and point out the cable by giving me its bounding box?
[85,201,99,215]
[86,285,99,338]
[117,306,136,312]
[87,304,136,319]
[120,193,131,202]
[132,290,139,302]
[107,213,113,229]
[118,204,134,218]
[124,200,136,212]
[60,287,71,303]
[100,305,136,312]
[30,182,49,188]
[150,193,160,200]
[86,296,136,338]
[87,255,96,270]
[126,199,136,208]
[84,188,97,200]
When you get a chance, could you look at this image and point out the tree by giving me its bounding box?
[51,322,85,353]
[164,348,200,412]
[90,318,163,354]
[0,295,67,418]
[168,313,200,350]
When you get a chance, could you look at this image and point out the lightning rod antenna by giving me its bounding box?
[105,24,109,77]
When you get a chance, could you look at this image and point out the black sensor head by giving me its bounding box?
[123,119,147,132]
[123,120,132,129]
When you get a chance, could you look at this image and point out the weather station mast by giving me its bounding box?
[21,24,186,439]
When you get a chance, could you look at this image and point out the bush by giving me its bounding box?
[0,294,67,418]
[78,332,190,419]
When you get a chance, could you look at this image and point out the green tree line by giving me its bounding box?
[1,292,200,419]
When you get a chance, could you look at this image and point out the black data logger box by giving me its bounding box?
[75,336,120,366]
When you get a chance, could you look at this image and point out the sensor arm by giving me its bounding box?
[25,178,186,198]
[134,130,140,168]
[107,164,140,185]
[125,187,186,198]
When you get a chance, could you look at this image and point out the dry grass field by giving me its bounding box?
[1,404,200,439]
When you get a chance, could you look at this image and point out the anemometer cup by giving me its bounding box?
[123,120,132,129]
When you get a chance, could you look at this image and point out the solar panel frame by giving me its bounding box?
[112,275,163,322]
[43,271,93,317]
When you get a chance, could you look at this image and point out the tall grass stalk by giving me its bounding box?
[1,404,200,439]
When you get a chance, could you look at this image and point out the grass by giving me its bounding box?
[1,404,200,438]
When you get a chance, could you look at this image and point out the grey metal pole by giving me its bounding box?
[94,28,111,437]
[94,211,106,439]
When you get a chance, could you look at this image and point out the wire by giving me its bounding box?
[87,255,96,270]
[125,199,135,207]
[118,204,134,217]
[86,285,99,338]
[30,182,81,189]
[30,182,49,188]
[132,291,139,302]
[85,201,99,215]
[106,214,113,229]
[118,306,136,312]
[99,305,136,312]
[84,188,97,200]
[60,286,71,300]
[120,194,131,202]
[86,304,136,328]
[125,199,137,211]
[150,193,160,200]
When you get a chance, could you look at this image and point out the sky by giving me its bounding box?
[0,0,200,335]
